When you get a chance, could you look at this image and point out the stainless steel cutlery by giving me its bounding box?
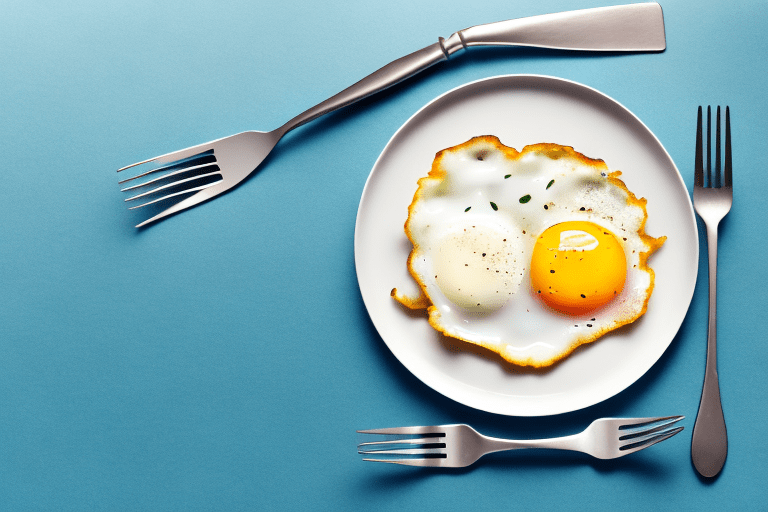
[358,416,684,467]
[117,3,666,227]
[691,105,732,478]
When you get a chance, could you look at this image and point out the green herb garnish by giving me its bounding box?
[519,194,531,204]
[490,202,498,211]
[464,206,471,212]
[547,179,555,189]
[504,174,511,179]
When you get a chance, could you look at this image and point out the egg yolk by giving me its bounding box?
[530,221,626,315]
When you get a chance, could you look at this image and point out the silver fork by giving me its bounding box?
[116,3,665,227]
[357,416,684,467]
[691,105,732,478]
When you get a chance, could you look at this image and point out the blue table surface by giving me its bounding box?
[2,0,767,510]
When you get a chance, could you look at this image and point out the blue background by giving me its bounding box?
[1,0,766,510]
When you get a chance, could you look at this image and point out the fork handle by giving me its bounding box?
[276,3,665,136]
[691,222,728,477]
[277,41,449,135]
[481,434,582,454]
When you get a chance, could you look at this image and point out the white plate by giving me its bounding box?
[354,75,697,416]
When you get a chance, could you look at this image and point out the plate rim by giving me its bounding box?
[354,74,698,416]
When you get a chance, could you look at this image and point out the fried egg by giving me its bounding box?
[392,136,665,368]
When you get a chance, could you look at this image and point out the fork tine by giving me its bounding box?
[618,415,684,433]
[695,106,703,187]
[706,105,712,187]
[134,182,228,228]
[124,171,222,202]
[618,426,684,456]
[618,415,684,430]
[362,458,444,467]
[127,182,222,210]
[621,426,684,447]
[715,106,722,188]
[120,162,218,192]
[619,416,684,442]
[117,141,219,173]
[724,106,732,187]
[118,151,215,184]
[358,448,446,456]
[358,437,443,448]
[357,426,443,435]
